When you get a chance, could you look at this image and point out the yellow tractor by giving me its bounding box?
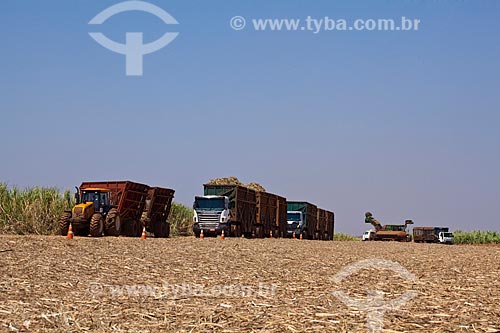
[60,187,120,237]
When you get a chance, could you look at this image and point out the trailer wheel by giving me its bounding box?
[89,214,104,237]
[104,208,121,236]
[123,220,142,237]
[153,222,168,238]
[59,211,71,236]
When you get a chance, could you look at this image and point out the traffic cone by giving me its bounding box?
[292,232,296,239]
[299,233,303,240]
[221,230,225,240]
[200,230,204,239]
[141,227,147,240]
[270,230,273,238]
[66,223,74,239]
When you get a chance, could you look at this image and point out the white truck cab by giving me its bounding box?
[362,230,376,241]
[439,231,454,244]
[193,195,230,236]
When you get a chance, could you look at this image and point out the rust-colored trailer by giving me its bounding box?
[316,208,335,240]
[325,210,335,240]
[143,187,175,238]
[256,192,287,238]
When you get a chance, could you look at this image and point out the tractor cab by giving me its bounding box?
[73,187,112,220]
[80,188,111,213]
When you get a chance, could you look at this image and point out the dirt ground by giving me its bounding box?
[0,235,499,332]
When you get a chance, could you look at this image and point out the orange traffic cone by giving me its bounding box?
[221,230,225,240]
[270,230,273,238]
[200,230,204,239]
[66,223,74,239]
[292,232,296,239]
[299,233,303,240]
[141,227,147,240]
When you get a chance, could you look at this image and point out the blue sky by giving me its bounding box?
[1,0,499,235]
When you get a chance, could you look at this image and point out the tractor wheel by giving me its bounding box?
[105,208,121,236]
[59,211,71,236]
[89,214,104,237]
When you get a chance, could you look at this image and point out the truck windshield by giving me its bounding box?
[195,198,225,210]
[287,212,301,222]
[443,232,453,237]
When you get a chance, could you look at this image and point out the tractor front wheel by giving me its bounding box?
[89,214,104,237]
[59,211,71,236]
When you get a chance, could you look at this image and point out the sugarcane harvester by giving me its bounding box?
[364,211,413,242]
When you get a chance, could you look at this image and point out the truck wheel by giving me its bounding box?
[105,208,121,236]
[255,225,264,238]
[59,211,71,236]
[89,214,104,237]
[233,224,241,237]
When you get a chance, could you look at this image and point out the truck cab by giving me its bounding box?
[362,230,376,241]
[193,195,230,236]
[439,231,454,244]
[287,211,304,238]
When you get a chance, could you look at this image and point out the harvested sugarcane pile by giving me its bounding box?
[207,177,266,192]
[245,182,266,192]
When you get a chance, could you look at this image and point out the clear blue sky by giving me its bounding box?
[1,1,499,235]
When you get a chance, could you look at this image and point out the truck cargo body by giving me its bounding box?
[287,201,317,239]
[256,192,287,238]
[413,227,451,243]
[143,187,175,238]
[316,208,326,240]
[77,181,149,236]
[193,185,257,237]
[315,208,335,240]
[325,210,335,240]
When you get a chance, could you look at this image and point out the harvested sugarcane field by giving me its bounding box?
[3,1,500,332]
[1,235,499,332]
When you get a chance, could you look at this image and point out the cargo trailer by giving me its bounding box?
[413,227,453,244]
[256,192,287,238]
[143,187,175,238]
[324,210,335,240]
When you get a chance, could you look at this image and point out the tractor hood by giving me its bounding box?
[72,202,94,219]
